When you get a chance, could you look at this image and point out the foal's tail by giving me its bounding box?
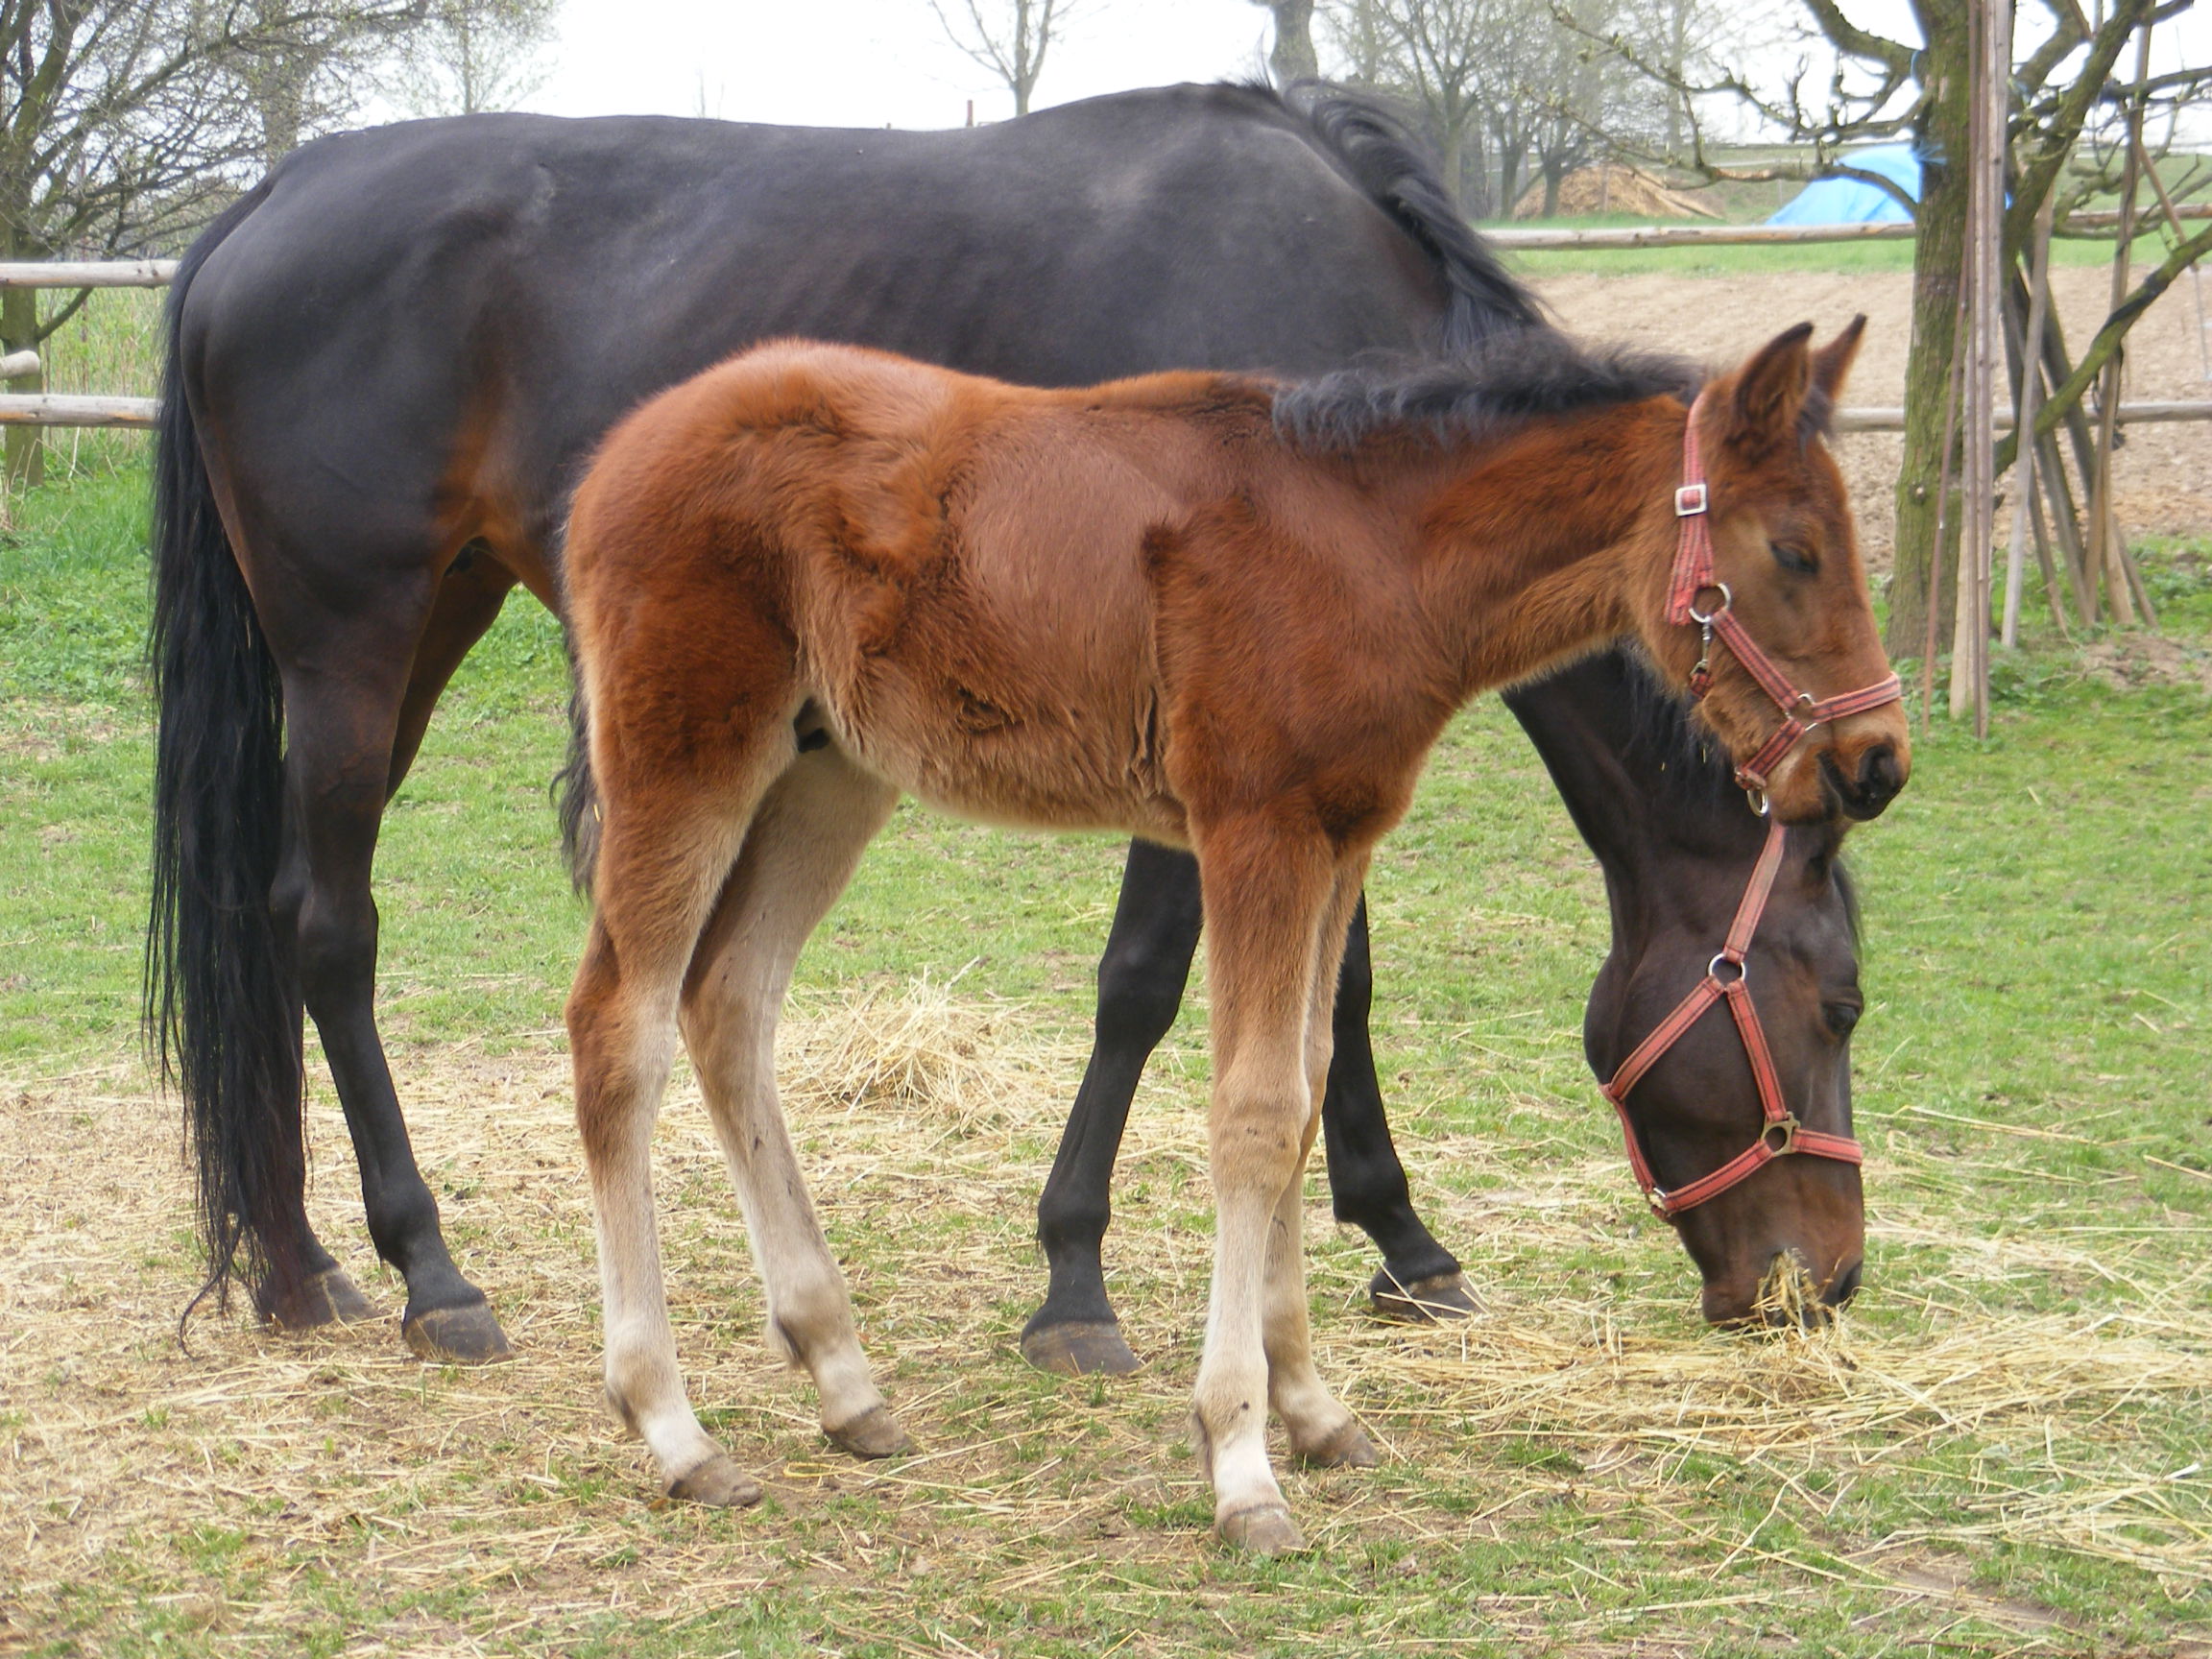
[555,658,601,899]
[1287,85,1550,351]
[146,180,302,1314]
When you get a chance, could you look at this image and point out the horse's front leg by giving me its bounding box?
[1269,866,1382,1471]
[1320,900,1476,1321]
[1023,839,1204,1376]
[1190,827,1366,1552]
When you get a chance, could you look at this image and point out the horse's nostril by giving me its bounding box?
[1857,743,1901,803]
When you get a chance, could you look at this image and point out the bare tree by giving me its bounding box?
[1585,0,2212,652]
[0,0,533,485]
[1249,0,1320,84]
[389,0,555,118]
[927,0,1076,117]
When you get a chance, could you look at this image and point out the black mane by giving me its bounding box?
[1286,84,1548,352]
[1271,329,1701,450]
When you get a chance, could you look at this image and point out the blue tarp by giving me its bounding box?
[1768,145,1920,225]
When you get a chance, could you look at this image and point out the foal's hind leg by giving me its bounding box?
[569,697,801,1505]
[679,749,906,1460]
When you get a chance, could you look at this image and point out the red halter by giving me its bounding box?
[1666,388,1903,816]
[1599,819,1863,1219]
[1597,390,1882,1220]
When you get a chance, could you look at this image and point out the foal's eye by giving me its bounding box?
[1771,541,1818,575]
[1822,999,1862,1038]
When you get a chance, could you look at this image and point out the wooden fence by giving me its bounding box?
[2,238,2207,434]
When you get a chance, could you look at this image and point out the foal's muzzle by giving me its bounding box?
[1822,742,1905,822]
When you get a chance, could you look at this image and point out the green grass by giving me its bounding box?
[2,463,2208,1654]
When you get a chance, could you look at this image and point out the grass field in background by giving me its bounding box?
[1,445,2207,1656]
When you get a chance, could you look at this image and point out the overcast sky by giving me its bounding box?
[523,0,2210,144]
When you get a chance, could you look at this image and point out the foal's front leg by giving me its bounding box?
[1190,830,1368,1552]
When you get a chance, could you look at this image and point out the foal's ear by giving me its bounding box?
[1724,322,1815,452]
[1811,315,1868,401]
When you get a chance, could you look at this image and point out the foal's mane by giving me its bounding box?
[1270,329,1701,451]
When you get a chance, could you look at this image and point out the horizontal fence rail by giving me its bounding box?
[3,230,2209,433]
[0,259,178,288]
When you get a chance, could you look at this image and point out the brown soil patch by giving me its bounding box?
[1534,266,2212,570]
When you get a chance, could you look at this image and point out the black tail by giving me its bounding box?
[1287,84,1551,351]
[146,182,303,1314]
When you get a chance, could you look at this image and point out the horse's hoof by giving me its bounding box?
[826,1405,913,1459]
[1369,1269,1479,1324]
[1294,1420,1381,1469]
[259,1265,376,1330]
[401,1300,514,1364]
[1020,1320,1142,1377]
[667,1454,762,1507]
[1217,1503,1307,1554]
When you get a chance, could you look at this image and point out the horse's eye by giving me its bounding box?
[1822,999,1862,1038]
[1772,541,1817,575]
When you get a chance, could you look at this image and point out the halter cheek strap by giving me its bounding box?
[1667,389,1903,811]
[1599,819,1863,1219]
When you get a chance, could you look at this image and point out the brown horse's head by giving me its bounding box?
[1586,824,1866,1327]
[1643,320,1910,827]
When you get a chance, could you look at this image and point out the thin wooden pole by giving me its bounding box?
[2004,190,2056,648]
[2087,19,2152,627]
[1951,0,2004,734]
[1923,276,1971,733]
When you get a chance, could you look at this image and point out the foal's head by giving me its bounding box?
[1639,320,1910,827]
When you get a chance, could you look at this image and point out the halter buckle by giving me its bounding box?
[1674,482,1709,517]
[1761,1116,1800,1157]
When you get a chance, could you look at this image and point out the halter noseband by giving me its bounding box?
[1597,390,1884,1220]
[1666,388,1903,817]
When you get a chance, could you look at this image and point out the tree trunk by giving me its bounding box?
[1264,0,1317,84]
[1,252,43,490]
[1885,0,1969,660]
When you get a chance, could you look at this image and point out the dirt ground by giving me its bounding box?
[1535,265,2212,568]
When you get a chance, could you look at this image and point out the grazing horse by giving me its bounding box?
[557,325,1907,1549]
[149,82,1881,1374]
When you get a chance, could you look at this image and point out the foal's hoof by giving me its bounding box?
[1369,1268,1479,1324]
[1216,1503,1307,1554]
[401,1300,514,1365]
[1294,1420,1381,1469]
[668,1454,762,1508]
[259,1265,376,1330]
[1020,1319,1142,1378]
[826,1405,913,1459]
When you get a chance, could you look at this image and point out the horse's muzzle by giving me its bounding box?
[1824,742,1905,822]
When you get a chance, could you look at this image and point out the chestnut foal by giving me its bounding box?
[559,322,1908,1551]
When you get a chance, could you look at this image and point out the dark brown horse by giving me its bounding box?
[556,325,1906,1549]
[150,84,1884,1378]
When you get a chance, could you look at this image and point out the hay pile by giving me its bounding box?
[1513,164,1722,221]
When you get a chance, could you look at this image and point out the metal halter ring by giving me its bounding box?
[1688,583,1733,626]
[1744,786,1771,818]
[1761,1116,1801,1156]
[1708,952,1746,987]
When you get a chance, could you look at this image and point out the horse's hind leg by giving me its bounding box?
[1022,838,1203,1377]
[679,748,905,1460]
[1319,901,1475,1322]
[254,553,520,1361]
